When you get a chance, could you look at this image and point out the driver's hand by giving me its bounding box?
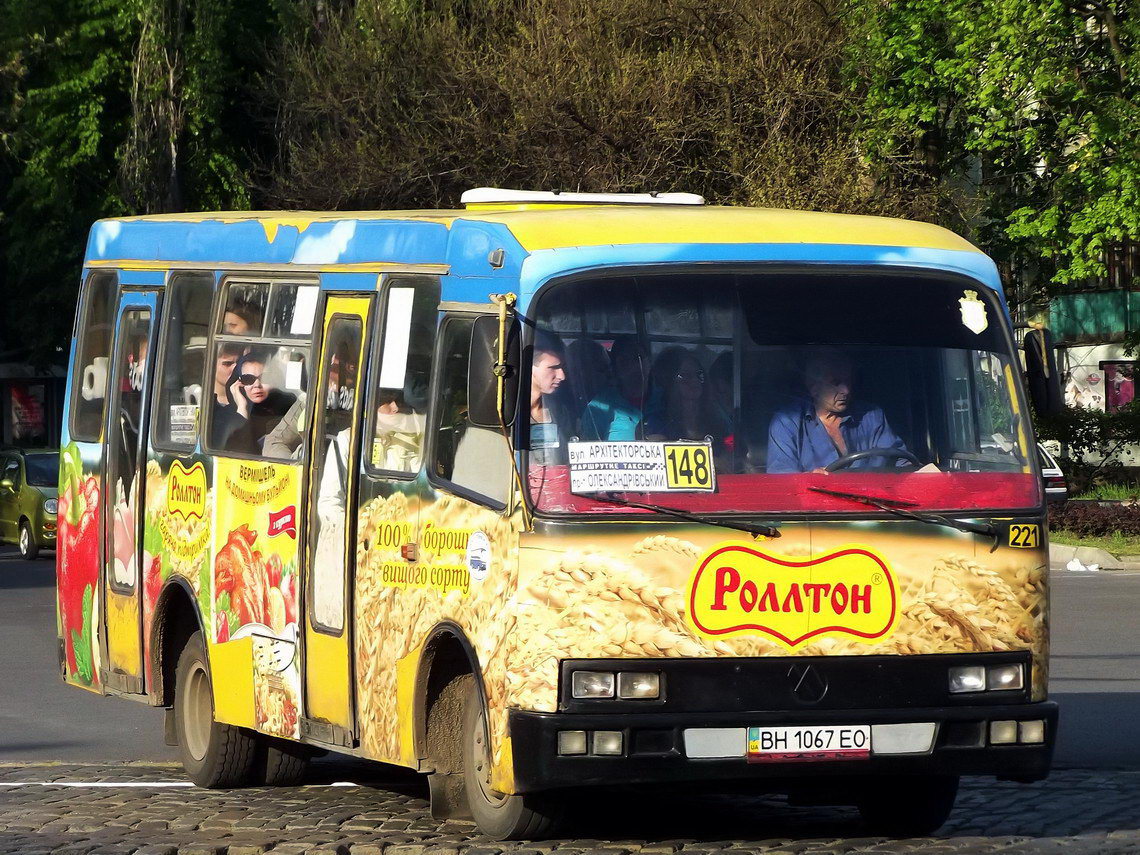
[811,467,829,475]
[915,463,940,473]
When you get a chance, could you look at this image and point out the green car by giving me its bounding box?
[0,448,59,560]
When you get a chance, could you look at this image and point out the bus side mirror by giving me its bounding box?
[468,314,520,429]
[1023,327,1063,417]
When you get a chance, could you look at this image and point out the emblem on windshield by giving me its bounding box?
[959,290,989,334]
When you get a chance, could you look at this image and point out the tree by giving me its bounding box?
[847,0,1138,311]
[0,0,135,365]
[260,0,952,217]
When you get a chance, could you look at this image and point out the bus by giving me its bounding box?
[57,189,1056,839]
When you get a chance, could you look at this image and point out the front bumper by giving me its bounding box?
[509,701,1057,792]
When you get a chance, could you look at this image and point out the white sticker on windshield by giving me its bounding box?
[959,290,988,334]
[568,441,716,493]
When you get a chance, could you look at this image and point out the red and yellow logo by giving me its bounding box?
[687,544,898,651]
[166,461,207,521]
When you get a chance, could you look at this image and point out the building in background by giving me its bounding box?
[0,363,65,448]
[1006,243,1139,410]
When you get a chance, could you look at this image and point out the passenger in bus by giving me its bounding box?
[766,349,933,473]
[645,348,730,444]
[529,331,572,465]
[210,343,248,448]
[371,356,430,471]
[224,351,297,454]
[223,299,262,335]
[579,336,648,441]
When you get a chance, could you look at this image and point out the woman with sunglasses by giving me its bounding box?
[223,350,297,454]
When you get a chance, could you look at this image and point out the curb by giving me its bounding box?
[1049,542,1140,572]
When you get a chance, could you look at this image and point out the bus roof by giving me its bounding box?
[86,204,1000,310]
[88,204,981,260]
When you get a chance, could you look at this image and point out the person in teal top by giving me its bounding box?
[579,337,649,441]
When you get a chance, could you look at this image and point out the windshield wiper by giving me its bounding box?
[808,486,1000,552]
[598,495,781,539]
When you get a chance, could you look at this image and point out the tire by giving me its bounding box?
[18,520,38,560]
[174,630,259,788]
[461,678,558,840]
[857,775,959,837]
[260,736,311,786]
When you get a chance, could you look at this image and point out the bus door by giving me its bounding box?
[101,290,161,694]
[302,294,372,745]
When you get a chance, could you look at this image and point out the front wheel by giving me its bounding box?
[18,521,38,560]
[462,679,558,840]
[857,775,959,836]
[174,631,259,788]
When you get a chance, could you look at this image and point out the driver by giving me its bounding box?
[766,350,926,474]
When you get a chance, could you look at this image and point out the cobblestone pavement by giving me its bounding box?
[0,764,1136,855]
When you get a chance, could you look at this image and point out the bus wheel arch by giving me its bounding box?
[417,623,484,819]
[151,577,204,707]
[416,622,557,838]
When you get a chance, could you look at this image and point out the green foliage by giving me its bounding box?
[846,0,1138,301]
[0,0,282,364]
[0,0,135,364]
[1036,403,1140,492]
[71,583,94,684]
[260,0,949,216]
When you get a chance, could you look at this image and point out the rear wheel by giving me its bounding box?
[260,737,311,786]
[462,678,558,840]
[174,631,258,788]
[18,521,38,560]
[857,774,959,836]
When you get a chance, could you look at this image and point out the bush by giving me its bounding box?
[1048,502,1140,538]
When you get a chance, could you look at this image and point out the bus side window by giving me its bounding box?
[153,272,214,449]
[431,317,511,508]
[206,278,314,460]
[367,276,440,476]
[69,271,117,442]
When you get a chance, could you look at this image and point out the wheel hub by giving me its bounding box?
[182,661,212,762]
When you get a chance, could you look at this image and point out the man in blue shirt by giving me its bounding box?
[766,351,927,474]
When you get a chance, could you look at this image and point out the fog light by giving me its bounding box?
[592,731,623,756]
[557,730,587,755]
[572,671,614,699]
[986,664,1024,691]
[1019,720,1046,744]
[949,665,986,694]
[990,720,1018,745]
[617,672,660,699]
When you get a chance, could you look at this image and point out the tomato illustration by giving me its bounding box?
[145,554,163,611]
[57,446,101,685]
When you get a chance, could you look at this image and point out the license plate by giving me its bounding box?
[747,725,871,762]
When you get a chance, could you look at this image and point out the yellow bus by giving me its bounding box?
[58,189,1055,839]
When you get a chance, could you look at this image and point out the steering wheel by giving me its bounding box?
[824,447,922,473]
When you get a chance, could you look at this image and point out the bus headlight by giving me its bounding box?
[948,665,986,693]
[617,672,660,699]
[986,664,1024,691]
[571,671,615,699]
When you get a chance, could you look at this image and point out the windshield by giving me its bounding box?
[25,454,59,488]
[526,269,1039,514]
